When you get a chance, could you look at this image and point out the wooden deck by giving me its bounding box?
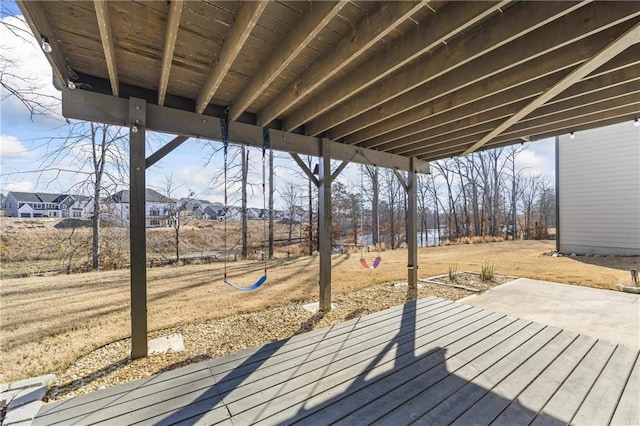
[33,297,639,425]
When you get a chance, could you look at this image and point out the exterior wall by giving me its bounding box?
[5,195,20,217]
[558,122,640,255]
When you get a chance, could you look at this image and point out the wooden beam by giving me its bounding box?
[229,1,348,121]
[282,1,505,131]
[304,1,584,137]
[328,3,640,141]
[94,0,119,96]
[16,0,66,88]
[462,20,640,155]
[330,161,349,183]
[318,139,332,312]
[353,49,639,149]
[407,158,418,291]
[406,95,640,158]
[487,112,640,149]
[417,101,640,160]
[145,135,189,169]
[388,69,640,155]
[257,1,428,126]
[61,88,430,174]
[290,153,318,187]
[195,1,267,114]
[158,0,184,106]
[129,97,147,359]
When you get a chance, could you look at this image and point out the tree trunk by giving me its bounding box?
[175,221,180,262]
[92,186,101,269]
[372,168,379,247]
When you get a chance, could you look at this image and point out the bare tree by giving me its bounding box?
[281,182,302,242]
[161,173,192,263]
[22,122,128,269]
[363,165,380,246]
[382,169,401,249]
[1,10,59,119]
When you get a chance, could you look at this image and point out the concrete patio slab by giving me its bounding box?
[461,278,640,349]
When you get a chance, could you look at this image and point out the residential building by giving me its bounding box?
[103,188,175,228]
[4,192,94,219]
[557,122,640,255]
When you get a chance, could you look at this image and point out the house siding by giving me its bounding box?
[558,122,640,255]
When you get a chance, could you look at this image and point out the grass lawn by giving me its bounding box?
[1,239,637,383]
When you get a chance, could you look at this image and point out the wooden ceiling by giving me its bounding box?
[18,1,640,161]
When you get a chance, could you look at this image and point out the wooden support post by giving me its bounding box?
[318,138,332,312]
[407,158,418,291]
[129,98,147,359]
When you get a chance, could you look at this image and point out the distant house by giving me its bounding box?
[192,204,218,220]
[4,192,93,219]
[246,207,263,220]
[103,188,174,227]
[177,198,212,219]
[557,122,640,255]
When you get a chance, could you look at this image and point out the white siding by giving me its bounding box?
[558,122,640,255]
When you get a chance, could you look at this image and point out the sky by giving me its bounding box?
[0,4,556,208]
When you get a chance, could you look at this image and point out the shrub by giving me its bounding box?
[448,263,458,281]
[481,261,494,282]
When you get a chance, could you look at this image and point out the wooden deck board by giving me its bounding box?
[398,325,560,425]
[610,354,640,426]
[226,309,496,423]
[216,305,476,405]
[573,345,640,425]
[531,340,618,426]
[32,297,639,426]
[450,330,579,425]
[325,318,529,426]
[490,334,597,425]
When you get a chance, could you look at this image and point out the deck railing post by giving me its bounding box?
[129,97,148,359]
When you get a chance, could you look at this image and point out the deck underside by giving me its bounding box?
[34,297,639,425]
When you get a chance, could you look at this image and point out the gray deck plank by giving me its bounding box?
[409,326,562,425]
[35,361,212,417]
[531,340,618,426]
[31,296,640,426]
[212,301,468,389]
[490,334,597,426]
[610,353,640,426]
[33,368,215,425]
[312,317,528,426]
[215,304,475,402]
[227,310,502,425]
[372,321,547,425]
[451,330,578,425]
[204,297,445,373]
[205,298,451,381]
[573,345,640,425]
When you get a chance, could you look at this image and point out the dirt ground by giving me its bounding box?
[1,240,637,385]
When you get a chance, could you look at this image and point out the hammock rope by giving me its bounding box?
[359,162,382,270]
[221,118,269,291]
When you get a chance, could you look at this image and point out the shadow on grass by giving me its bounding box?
[563,253,639,272]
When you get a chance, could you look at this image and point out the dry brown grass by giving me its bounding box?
[1,240,637,383]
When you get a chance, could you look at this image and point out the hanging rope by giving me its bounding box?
[359,163,382,270]
[221,119,268,291]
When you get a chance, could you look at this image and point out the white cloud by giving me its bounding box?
[0,134,32,157]
[516,139,555,179]
[0,15,63,123]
